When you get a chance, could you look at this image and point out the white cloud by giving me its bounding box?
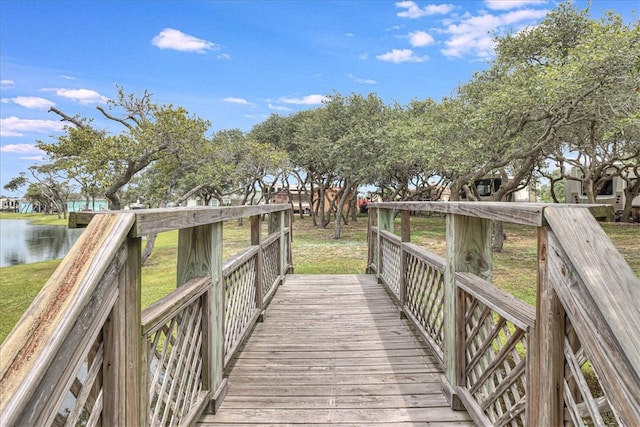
[152,28,216,53]
[60,75,76,80]
[485,0,548,11]
[43,88,109,104]
[20,155,47,161]
[376,48,427,63]
[0,117,66,137]
[0,143,45,154]
[347,74,377,84]
[1,80,15,88]
[279,95,328,105]
[217,53,231,60]
[396,1,455,19]
[245,113,269,120]
[440,8,548,58]
[223,97,251,105]
[268,104,292,112]
[408,30,435,47]
[1,96,55,110]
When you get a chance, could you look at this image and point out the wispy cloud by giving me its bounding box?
[217,53,231,60]
[0,143,44,153]
[377,49,427,63]
[440,8,548,58]
[1,96,55,110]
[152,28,216,53]
[60,75,76,80]
[268,103,292,112]
[223,97,251,105]
[20,155,47,161]
[1,80,15,88]
[279,95,328,105]
[0,117,66,137]
[347,74,377,84]
[485,0,548,11]
[43,88,109,104]
[408,30,435,47]
[396,1,455,19]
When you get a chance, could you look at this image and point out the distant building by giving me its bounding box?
[0,197,20,212]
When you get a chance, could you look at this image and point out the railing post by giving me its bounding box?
[279,210,287,277]
[108,236,142,426]
[286,209,293,273]
[442,213,492,410]
[399,210,411,313]
[366,206,376,273]
[210,222,227,412]
[251,215,265,318]
[176,223,227,413]
[377,207,394,281]
[528,226,564,425]
[176,223,227,412]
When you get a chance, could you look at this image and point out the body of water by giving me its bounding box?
[0,219,84,267]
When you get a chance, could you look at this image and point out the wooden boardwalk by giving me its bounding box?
[198,274,473,426]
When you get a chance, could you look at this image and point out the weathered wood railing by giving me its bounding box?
[367,201,639,426]
[0,204,292,426]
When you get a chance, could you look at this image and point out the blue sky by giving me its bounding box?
[0,0,637,197]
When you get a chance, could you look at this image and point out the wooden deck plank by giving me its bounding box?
[198,274,472,426]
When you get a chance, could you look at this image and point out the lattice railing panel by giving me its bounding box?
[146,297,204,426]
[54,332,105,427]
[563,319,620,426]
[404,252,445,356]
[380,236,401,298]
[225,256,258,355]
[262,238,280,296]
[463,293,528,427]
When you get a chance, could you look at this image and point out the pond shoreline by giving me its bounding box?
[0,218,83,268]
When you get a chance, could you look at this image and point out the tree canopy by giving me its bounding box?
[7,2,639,238]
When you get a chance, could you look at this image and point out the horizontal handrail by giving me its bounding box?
[456,272,535,330]
[141,276,210,336]
[369,201,611,227]
[222,246,260,278]
[70,204,292,236]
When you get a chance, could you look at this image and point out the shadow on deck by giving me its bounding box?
[198,274,473,426]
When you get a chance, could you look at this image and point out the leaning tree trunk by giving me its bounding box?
[333,182,351,239]
[141,233,157,265]
[492,221,504,253]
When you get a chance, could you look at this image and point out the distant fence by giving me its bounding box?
[367,201,639,426]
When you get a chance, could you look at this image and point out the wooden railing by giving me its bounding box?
[0,204,292,427]
[367,201,640,426]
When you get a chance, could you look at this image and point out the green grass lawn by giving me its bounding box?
[1,212,638,343]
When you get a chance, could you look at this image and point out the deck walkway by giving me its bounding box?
[198,274,473,426]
